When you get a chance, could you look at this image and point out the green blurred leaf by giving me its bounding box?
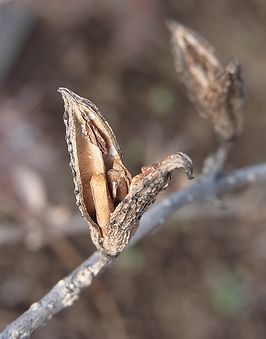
[209,273,244,315]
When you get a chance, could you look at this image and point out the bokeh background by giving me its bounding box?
[0,1,266,338]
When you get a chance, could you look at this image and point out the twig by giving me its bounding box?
[130,162,266,245]
[202,142,232,177]
[1,162,266,339]
[0,192,255,248]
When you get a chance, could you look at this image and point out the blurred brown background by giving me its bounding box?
[0,1,266,338]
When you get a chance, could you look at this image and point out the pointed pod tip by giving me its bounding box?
[58,87,70,101]
[57,87,67,93]
[57,88,83,108]
[165,19,186,35]
[57,88,86,104]
[57,88,79,111]
[57,87,72,97]
[165,19,176,31]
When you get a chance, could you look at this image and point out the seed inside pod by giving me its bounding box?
[58,87,132,236]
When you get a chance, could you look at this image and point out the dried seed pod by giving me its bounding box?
[58,87,131,238]
[167,20,244,142]
[59,88,193,256]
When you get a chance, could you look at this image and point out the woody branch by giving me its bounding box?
[1,161,266,338]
